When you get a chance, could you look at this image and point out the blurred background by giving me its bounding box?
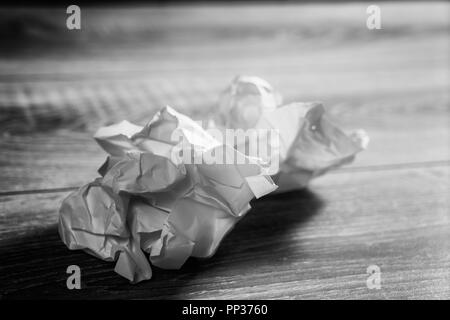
[0,1,448,191]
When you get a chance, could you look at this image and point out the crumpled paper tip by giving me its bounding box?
[59,76,369,282]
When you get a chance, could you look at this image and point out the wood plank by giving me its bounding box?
[1,166,448,299]
[1,30,447,134]
[1,112,448,193]
[1,4,448,72]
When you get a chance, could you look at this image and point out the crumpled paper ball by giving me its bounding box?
[58,76,369,282]
[215,77,369,190]
[59,106,277,282]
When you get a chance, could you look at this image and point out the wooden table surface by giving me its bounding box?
[0,3,449,299]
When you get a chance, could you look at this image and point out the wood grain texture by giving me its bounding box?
[0,3,449,299]
[0,166,449,299]
[0,113,448,193]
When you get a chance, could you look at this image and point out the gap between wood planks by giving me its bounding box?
[0,159,449,197]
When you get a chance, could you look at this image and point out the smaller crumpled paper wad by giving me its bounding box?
[214,76,370,191]
[59,106,277,282]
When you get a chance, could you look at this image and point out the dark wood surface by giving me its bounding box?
[0,3,449,299]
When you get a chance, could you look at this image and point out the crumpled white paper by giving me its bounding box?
[59,76,368,282]
[214,76,369,191]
